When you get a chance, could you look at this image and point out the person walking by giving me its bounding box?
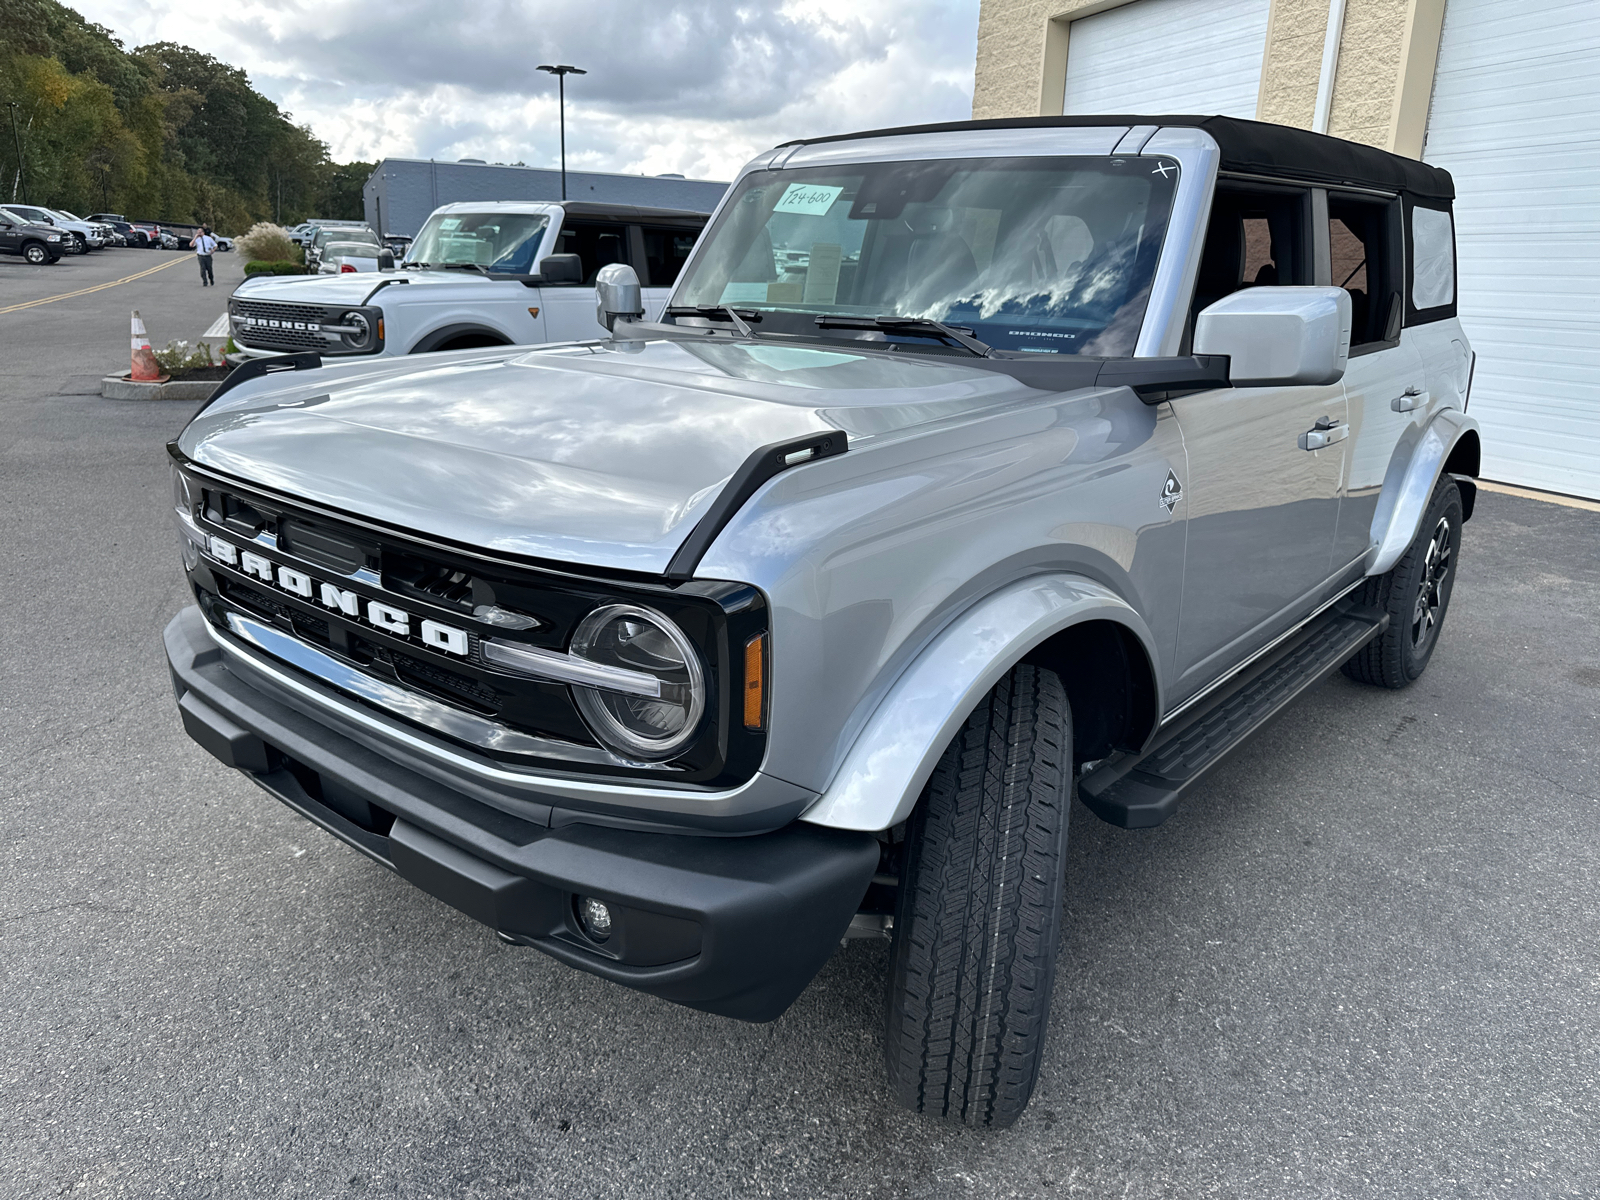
[193,226,217,286]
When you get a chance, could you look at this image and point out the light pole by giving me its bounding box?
[536,64,585,201]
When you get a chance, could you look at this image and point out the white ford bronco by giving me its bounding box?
[227,201,711,358]
[168,116,1478,1129]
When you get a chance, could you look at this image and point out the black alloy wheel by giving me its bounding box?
[1342,476,1464,688]
[1410,514,1454,658]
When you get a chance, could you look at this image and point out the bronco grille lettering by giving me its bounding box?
[205,535,469,657]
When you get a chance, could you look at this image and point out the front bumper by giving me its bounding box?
[165,606,878,1020]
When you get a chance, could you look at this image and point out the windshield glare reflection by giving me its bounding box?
[674,156,1177,357]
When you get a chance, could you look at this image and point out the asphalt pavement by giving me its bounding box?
[2,250,1597,1199]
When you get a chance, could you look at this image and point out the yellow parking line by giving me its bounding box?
[0,255,190,314]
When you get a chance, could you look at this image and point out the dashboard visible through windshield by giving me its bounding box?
[673,156,1178,356]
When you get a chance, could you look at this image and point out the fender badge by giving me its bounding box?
[1160,470,1183,513]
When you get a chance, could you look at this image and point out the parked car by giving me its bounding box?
[227,201,708,357]
[0,207,65,263]
[54,209,116,247]
[215,235,233,252]
[167,116,1480,1131]
[304,224,380,272]
[4,205,104,253]
[156,229,179,250]
[126,222,160,248]
[286,223,315,246]
[316,240,391,273]
[381,233,412,261]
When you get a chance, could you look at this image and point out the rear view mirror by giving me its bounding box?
[538,253,583,285]
[1194,286,1351,387]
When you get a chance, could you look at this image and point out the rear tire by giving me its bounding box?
[1343,476,1463,688]
[884,664,1071,1129]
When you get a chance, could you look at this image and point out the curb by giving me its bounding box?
[101,374,222,401]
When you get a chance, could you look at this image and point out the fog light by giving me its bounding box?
[577,896,612,943]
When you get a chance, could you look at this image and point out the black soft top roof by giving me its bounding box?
[560,201,711,222]
[781,114,1454,202]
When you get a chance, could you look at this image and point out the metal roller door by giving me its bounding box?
[1423,0,1600,497]
[1061,0,1273,119]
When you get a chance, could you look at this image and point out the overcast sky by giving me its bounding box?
[73,0,980,181]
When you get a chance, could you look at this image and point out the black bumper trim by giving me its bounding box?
[166,607,879,1020]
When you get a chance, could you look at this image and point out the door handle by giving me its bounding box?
[1391,385,1426,413]
[1299,418,1349,451]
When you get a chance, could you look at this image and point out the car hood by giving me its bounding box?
[232,268,482,306]
[179,337,1045,574]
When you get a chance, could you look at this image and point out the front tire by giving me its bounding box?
[69,233,87,254]
[884,664,1071,1129]
[23,242,51,265]
[1343,476,1463,688]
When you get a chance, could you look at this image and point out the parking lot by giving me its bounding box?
[2,254,1597,1198]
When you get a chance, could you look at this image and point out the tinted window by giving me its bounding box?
[672,156,1178,356]
[642,226,700,287]
[554,220,631,284]
[1328,195,1401,346]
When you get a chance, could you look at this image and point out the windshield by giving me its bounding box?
[325,241,380,258]
[316,227,377,246]
[55,210,82,221]
[673,156,1177,356]
[406,211,551,273]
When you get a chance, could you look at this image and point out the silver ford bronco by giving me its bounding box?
[164,115,1479,1129]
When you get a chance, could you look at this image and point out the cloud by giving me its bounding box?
[74,0,979,179]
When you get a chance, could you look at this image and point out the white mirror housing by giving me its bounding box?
[1194,286,1351,387]
[595,263,644,332]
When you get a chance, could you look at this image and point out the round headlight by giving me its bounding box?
[570,604,705,760]
[340,310,371,346]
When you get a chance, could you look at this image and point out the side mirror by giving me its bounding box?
[594,263,644,332]
[537,253,583,285]
[1194,286,1351,387]
[378,249,395,270]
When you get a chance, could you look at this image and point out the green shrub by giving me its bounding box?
[243,260,310,276]
[235,221,296,262]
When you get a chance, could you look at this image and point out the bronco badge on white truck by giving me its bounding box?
[167,115,1479,1129]
[228,200,710,357]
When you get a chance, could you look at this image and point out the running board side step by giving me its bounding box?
[1078,603,1389,829]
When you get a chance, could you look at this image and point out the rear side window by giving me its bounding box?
[642,226,701,288]
[554,220,631,284]
[1409,204,1456,314]
[1327,194,1403,349]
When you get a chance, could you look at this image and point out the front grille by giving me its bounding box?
[232,299,336,351]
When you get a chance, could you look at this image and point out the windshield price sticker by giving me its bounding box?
[773,183,844,216]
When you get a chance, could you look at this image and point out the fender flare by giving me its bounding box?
[1368,408,1480,576]
[799,574,1161,833]
[409,322,514,354]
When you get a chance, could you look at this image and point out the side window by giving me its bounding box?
[1409,204,1456,315]
[641,226,702,288]
[1327,194,1403,347]
[1191,186,1311,323]
[554,220,631,284]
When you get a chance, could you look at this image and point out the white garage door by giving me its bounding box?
[1423,0,1600,498]
[1062,0,1272,118]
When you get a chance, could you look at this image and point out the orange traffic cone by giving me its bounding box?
[130,310,166,382]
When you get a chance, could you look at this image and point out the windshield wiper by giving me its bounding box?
[665,305,762,338]
[442,262,491,275]
[814,315,990,357]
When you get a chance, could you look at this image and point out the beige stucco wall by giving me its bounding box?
[973,0,1447,157]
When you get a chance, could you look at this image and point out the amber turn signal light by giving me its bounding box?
[743,633,767,730]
